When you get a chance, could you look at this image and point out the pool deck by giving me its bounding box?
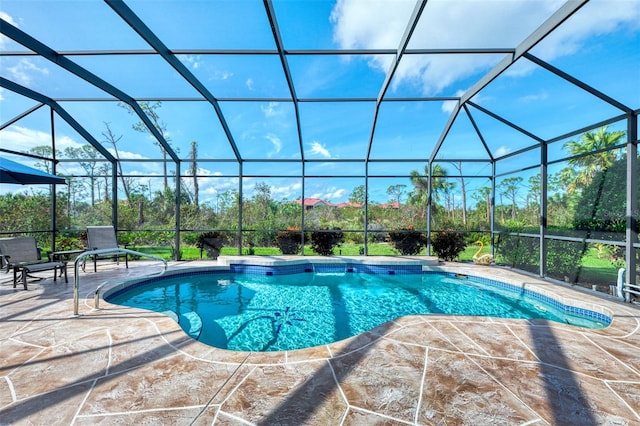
[1,256,639,425]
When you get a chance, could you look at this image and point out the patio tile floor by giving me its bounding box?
[1,259,639,425]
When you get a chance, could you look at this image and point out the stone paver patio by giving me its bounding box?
[1,258,639,425]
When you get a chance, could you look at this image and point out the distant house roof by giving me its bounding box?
[379,201,400,209]
[295,198,333,207]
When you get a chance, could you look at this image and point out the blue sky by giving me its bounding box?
[0,0,639,209]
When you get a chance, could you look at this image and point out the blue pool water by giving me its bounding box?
[106,271,608,352]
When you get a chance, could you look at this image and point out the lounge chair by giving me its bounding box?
[86,226,128,272]
[0,237,67,290]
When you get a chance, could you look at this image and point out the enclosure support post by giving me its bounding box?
[238,161,243,255]
[301,161,306,256]
[426,160,433,256]
[540,141,548,278]
[364,161,369,256]
[111,161,118,230]
[175,160,181,261]
[626,113,638,301]
[50,106,57,254]
[490,161,496,257]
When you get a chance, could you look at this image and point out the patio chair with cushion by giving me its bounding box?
[86,226,128,272]
[0,237,67,290]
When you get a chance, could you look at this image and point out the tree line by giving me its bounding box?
[1,96,628,254]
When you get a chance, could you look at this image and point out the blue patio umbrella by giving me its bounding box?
[0,157,67,185]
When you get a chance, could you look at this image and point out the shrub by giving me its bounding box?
[78,231,88,249]
[182,232,200,246]
[275,229,305,255]
[573,157,636,235]
[387,227,427,255]
[367,223,387,243]
[430,231,466,261]
[570,156,635,273]
[546,239,584,283]
[196,231,227,259]
[55,234,84,251]
[494,233,539,273]
[346,230,364,245]
[465,231,490,246]
[310,228,344,256]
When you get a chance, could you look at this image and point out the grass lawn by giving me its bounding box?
[132,243,620,287]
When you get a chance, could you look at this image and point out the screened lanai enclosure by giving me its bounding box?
[0,0,638,298]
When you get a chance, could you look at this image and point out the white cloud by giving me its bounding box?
[6,58,49,86]
[213,70,233,80]
[307,141,331,158]
[106,148,147,160]
[330,0,411,49]
[271,181,302,200]
[0,11,17,25]
[198,177,239,202]
[246,78,254,91]
[191,167,214,177]
[330,0,639,95]
[494,146,512,157]
[261,102,282,117]
[531,1,640,61]
[330,0,562,95]
[179,54,201,70]
[442,89,466,113]
[0,11,18,49]
[392,53,504,96]
[5,130,148,160]
[56,135,86,151]
[0,125,81,151]
[518,91,549,103]
[441,99,458,114]
[507,2,640,78]
[324,187,346,200]
[308,186,347,201]
[265,133,282,156]
[442,90,493,113]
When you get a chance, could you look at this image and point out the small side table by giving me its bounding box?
[49,249,86,276]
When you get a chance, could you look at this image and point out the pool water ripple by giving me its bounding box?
[107,271,607,352]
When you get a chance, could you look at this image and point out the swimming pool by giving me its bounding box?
[105,264,610,352]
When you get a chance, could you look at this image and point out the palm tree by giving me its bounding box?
[563,126,625,189]
[409,164,448,221]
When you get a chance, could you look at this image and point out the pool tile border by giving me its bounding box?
[229,262,423,275]
[104,259,612,328]
[425,270,612,325]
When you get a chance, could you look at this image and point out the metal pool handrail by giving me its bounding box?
[73,248,168,316]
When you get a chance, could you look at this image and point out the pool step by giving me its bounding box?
[180,311,203,340]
